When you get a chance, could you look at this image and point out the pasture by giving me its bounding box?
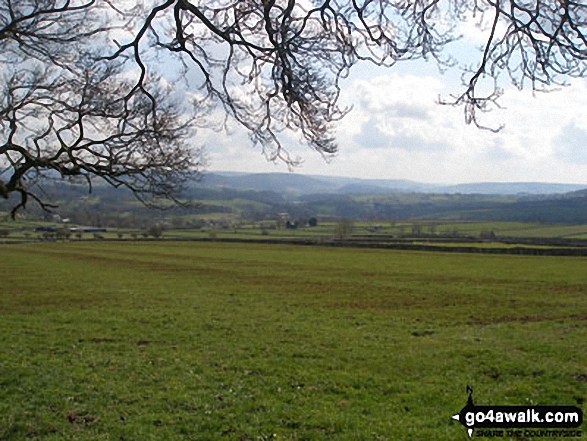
[1,242,586,439]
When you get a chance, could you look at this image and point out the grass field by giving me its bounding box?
[1,242,586,440]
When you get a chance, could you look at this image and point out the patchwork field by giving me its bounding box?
[3,219,587,244]
[1,242,586,440]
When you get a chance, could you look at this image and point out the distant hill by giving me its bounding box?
[4,171,587,226]
[197,172,338,195]
[558,188,587,199]
[202,172,586,196]
[336,183,394,194]
[434,182,587,195]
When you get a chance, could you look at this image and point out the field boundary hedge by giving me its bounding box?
[3,236,587,256]
[183,237,587,256]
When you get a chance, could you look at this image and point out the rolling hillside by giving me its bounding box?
[2,172,587,225]
[200,172,586,196]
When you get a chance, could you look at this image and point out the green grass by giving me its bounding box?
[430,221,587,238]
[409,241,578,249]
[1,242,586,440]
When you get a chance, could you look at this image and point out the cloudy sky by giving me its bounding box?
[199,24,587,185]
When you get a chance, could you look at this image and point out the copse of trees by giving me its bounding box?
[148,224,165,239]
[2,1,587,216]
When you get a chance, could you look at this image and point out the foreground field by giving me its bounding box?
[1,242,586,440]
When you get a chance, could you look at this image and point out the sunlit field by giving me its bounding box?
[1,242,586,440]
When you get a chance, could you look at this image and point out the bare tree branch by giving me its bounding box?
[1,0,202,217]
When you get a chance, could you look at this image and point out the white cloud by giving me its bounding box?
[353,117,389,149]
[202,60,587,185]
[553,122,587,165]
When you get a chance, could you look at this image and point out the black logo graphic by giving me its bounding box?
[452,386,583,438]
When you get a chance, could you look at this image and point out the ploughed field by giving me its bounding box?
[1,242,586,440]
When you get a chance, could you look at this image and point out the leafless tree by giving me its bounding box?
[1,1,203,217]
[2,1,587,216]
[335,217,353,240]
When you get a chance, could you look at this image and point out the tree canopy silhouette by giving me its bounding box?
[2,0,586,216]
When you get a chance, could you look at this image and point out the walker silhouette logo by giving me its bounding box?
[452,387,583,438]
